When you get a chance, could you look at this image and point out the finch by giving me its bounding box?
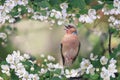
[61,25,80,66]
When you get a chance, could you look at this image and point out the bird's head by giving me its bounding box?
[64,25,77,34]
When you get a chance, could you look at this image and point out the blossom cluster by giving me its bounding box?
[80,53,117,80]
[79,9,100,23]
[32,3,68,26]
[0,0,120,31]
[101,0,120,30]
[80,58,95,75]
[102,0,120,15]
[0,0,70,25]
[0,51,118,80]
[0,32,7,40]
[100,58,117,80]
[32,12,48,22]
[0,0,28,24]
[0,32,7,47]
[108,16,120,30]
[1,51,40,80]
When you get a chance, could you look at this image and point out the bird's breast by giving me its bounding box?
[62,34,79,52]
[62,34,79,45]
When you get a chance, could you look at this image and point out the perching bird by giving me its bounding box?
[61,25,80,66]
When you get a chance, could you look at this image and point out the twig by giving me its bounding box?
[68,76,85,80]
[108,26,112,54]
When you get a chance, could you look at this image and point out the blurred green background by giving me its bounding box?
[0,19,120,66]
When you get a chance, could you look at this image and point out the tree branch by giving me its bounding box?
[108,27,112,54]
[68,76,85,80]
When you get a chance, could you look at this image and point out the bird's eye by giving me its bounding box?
[68,25,73,28]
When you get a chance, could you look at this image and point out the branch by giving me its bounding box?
[108,27,112,54]
[68,76,83,80]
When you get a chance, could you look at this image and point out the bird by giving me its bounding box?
[61,24,80,66]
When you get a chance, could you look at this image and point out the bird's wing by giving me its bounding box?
[72,42,80,63]
[60,43,65,65]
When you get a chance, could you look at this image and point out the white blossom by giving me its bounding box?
[113,0,120,8]
[23,54,30,60]
[108,63,117,78]
[29,74,39,80]
[30,66,34,71]
[6,54,14,64]
[18,8,22,12]
[55,11,62,19]
[57,20,63,25]
[80,59,91,69]
[90,53,98,61]
[27,7,34,13]
[16,68,26,78]
[101,67,110,80]
[65,69,79,78]
[86,64,95,75]
[0,33,7,40]
[109,58,117,64]
[60,3,68,9]
[47,63,54,69]
[22,72,31,80]
[79,9,98,23]
[1,65,10,76]
[98,1,104,4]
[54,63,63,69]
[96,68,99,72]
[44,59,47,62]
[9,18,15,23]
[39,68,47,74]
[100,56,108,65]
[88,9,96,15]
[47,55,55,61]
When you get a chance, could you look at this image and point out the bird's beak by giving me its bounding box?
[64,25,69,30]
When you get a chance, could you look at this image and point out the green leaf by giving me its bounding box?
[54,69,61,74]
[22,61,33,72]
[51,77,61,80]
[105,0,113,4]
[45,70,50,78]
[0,73,10,80]
[91,60,102,68]
[40,10,47,16]
[49,0,61,5]
[40,0,50,8]
[83,74,90,79]
[0,61,7,65]
[68,0,86,10]
[10,70,19,80]
[79,9,88,14]
[107,4,114,9]
[20,6,27,15]
[0,0,5,5]
[90,74,99,80]
[77,22,83,27]
[117,73,120,80]
[32,64,41,73]
[110,27,116,33]
[49,0,61,10]
[92,4,104,10]
[85,0,92,5]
